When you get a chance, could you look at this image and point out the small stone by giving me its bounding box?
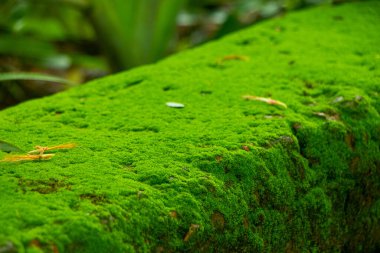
[166,102,185,108]
[332,96,344,103]
[355,95,363,101]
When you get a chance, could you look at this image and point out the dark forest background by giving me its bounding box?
[0,0,343,109]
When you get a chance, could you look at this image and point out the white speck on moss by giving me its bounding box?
[166,102,185,108]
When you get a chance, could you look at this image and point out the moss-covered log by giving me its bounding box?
[0,1,379,252]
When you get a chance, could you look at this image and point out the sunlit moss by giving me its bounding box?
[0,1,379,252]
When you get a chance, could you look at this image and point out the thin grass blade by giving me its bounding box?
[0,72,75,86]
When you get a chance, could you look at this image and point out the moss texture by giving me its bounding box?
[0,1,379,252]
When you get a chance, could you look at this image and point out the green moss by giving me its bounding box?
[0,1,379,252]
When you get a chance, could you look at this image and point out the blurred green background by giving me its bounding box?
[0,0,334,109]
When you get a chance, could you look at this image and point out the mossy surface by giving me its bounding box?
[0,1,379,252]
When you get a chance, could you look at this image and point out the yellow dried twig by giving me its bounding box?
[28,143,76,155]
[1,154,55,162]
[243,95,287,108]
[1,143,76,162]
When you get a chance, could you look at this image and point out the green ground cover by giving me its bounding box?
[0,1,379,252]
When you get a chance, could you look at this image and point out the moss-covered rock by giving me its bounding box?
[0,1,379,252]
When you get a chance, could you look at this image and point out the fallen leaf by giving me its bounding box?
[0,140,24,153]
[166,102,185,108]
[216,55,250,65]
[313,112,340,121]
[242,145,250,151]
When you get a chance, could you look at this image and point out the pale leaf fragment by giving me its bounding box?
[243,95,287,108]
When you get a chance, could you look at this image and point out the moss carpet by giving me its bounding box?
[0,1,379,252]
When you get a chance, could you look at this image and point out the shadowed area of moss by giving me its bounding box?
[0,1,379,252]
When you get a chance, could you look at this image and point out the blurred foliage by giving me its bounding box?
[88,0,185,70]
[0,0,335,109]
[0,72,74,85]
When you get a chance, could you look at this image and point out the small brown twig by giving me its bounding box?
[243,95,287,108]
[184,224,200,242]
[216,55,250,65]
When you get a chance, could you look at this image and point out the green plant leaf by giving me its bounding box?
[0,72,75,86]
[0,35,57,59]
[89,0,184,70]
[0,140,24,153]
